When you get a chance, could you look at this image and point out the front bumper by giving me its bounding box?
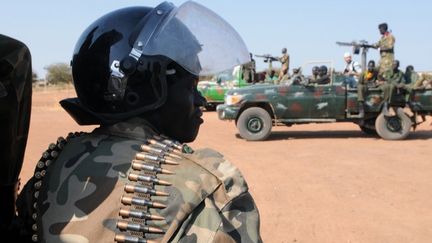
[216,104,240,120]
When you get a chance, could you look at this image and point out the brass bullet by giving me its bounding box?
[121,195,166,209]
[135,153,179,165]
[37,161,45,169]
[116,220,164,233]
[154,135,183,150]
[114,233,158,243]
[124,184,169,196]
[128,172,172,186]
[131,160,175,175]
[48,143,57,150]
[119,208,164,220]
[140,144,182,159]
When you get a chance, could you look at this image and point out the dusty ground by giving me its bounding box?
[21,88,432,242]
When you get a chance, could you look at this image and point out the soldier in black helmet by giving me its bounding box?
[309,66,320,83]
[4,2,262,242]
[315,65,330,85]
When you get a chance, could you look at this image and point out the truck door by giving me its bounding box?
[280,83,327,118]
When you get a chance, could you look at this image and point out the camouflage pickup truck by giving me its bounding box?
[217,74,432,141]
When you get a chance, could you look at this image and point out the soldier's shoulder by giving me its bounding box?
[185,148,249,199]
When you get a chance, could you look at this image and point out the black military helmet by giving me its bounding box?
[378,23,388,31]
[312,66,319,74]
[319,65,328,75]
[61,1,249,125]
[281,47,287,54]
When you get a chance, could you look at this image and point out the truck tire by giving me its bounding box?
[237,107,272,141]
[375,108,411,140]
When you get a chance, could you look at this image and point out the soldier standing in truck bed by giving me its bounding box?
[277,47,289,84]
[242,53,256,84]
[373,23,395,75]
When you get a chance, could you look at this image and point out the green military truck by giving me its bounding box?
[217,73,432,141]
[198,68,249,111]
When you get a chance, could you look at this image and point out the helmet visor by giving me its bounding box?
[140,1,250,76]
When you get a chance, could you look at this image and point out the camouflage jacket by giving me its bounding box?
[382,69,406,85]
[358,70,378,85]
[375,32,395,56]
[279,54,289,71]
[15,118,262,242]
[405,71,419,85]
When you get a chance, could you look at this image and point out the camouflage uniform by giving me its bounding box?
[357,69,378,102]
[381,69,406,103]
[264,72,278,84]
[413,73,432,89]
[16,118,262,242]
[309,74,319,83]
[277,54,289,83]
[374,33,395,75]
[279,54,289,73]
[242,60,255,83]
[405,71,419,85]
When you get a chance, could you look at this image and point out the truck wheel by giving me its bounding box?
[237,107,272,141]
[375,108,411,140]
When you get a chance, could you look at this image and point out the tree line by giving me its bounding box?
[33,62,72,85]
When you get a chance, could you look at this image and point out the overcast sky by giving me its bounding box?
[2,0,431,77]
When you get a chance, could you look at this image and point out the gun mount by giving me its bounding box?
[255,54,279,72]
[255,54,279,63]
[336,40,375,70]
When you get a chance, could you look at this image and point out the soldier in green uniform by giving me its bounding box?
[264,69,278,84]
[277,47,289,84]
[373,23,396,75]
[404,67,432,101]
[379,60,406,103]
[4,2,262,242]
[412,72,432,89]
[357,60,379,117]
[311,65,330,85]
[309,66,320,83]
[289,68,305,85]
[242,53,256,84]
[404,65,419,85]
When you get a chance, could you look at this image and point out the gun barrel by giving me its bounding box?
[336,41,374,48]
[336,41,356,46]
[254,54,271,58]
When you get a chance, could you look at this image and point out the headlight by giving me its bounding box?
[225,94,243,105]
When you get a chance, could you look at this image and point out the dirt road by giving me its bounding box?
[21,89,432,242]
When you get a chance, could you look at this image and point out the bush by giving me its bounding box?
[44,63,72,85]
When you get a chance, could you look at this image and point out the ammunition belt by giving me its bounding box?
[30,132,86,242]
[114,134,187,243]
